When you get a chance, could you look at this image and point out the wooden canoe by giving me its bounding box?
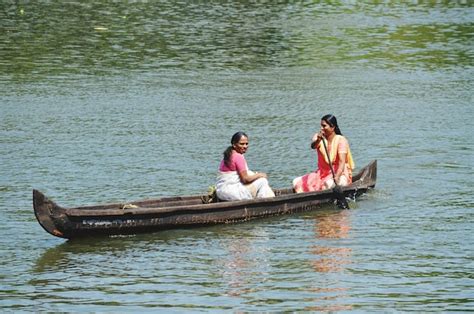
[33,160,377,239]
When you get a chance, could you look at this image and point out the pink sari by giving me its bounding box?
[293,135,354,193]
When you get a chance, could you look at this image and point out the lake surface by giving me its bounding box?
[1,1,473,312]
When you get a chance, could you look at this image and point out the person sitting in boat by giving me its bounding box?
[293,114,355,193]
[216,131,275,201]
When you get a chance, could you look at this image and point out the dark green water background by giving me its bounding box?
[1,1,473,312]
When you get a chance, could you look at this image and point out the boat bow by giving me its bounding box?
[33,189,68,238]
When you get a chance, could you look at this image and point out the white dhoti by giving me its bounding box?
[216,171,275,201]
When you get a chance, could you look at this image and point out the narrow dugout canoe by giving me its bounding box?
[33,160,377,239]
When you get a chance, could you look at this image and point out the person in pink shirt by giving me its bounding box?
[216,132,275,201]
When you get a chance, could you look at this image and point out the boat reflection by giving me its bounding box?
[33,235,138,273]
[33,228,207,273]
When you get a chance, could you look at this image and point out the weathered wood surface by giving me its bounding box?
[33,160,377,239]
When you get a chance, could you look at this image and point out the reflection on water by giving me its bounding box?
[311,209,352,273]
[33,242,70,273]
[33,236,138,273]
[308,210,353,311]
[218,227,271,298]
[219,237,255,297]
[311,245,352,273]
[305,289,352,313]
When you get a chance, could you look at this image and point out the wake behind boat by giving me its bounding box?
[33,160,376,239]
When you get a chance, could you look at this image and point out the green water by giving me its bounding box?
[1,1,473,312]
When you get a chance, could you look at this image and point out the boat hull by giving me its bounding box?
[33,160,377,239]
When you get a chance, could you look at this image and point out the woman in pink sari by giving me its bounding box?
[216,132,275,201]
[293,114,355,193]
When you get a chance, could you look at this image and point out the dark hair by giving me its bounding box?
[223,131,248,167]
[321,114,342,135]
